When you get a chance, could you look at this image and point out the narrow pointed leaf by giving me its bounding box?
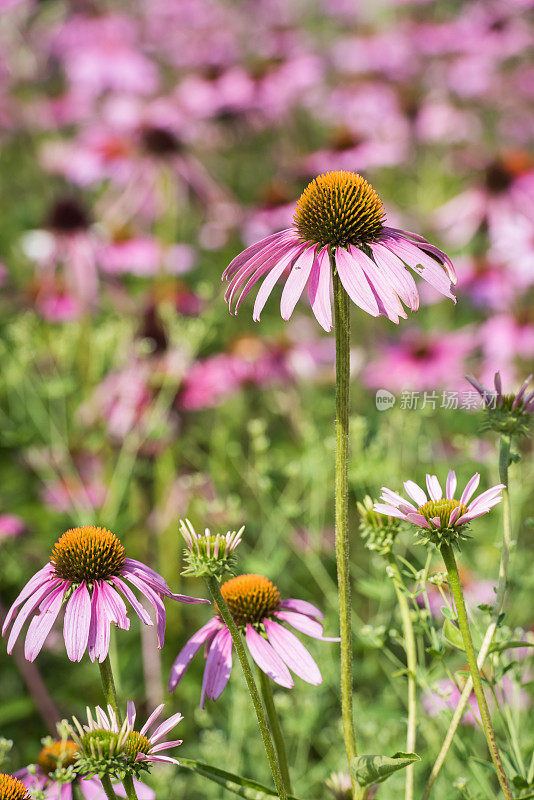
[178,758,302,800]
[350,752,421,788]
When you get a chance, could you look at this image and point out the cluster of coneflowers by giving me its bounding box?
[3,170,532,800]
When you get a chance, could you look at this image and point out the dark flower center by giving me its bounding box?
[293,170,385,247]
[47,198,90,233]
[417,499,466,528]
[51,526,125,583]
[217,574,281,628]
[37,740,78,774]
[141,126,181,157]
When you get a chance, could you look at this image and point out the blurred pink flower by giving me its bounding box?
[99,238,195,277]
[0,514,24,541]
[424,674,531,727]
[363,328,474,392]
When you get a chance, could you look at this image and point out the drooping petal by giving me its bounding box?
[2,563,56,635]
[227,239,300,312]
[168,617,223,691]
[460,473,481,506]
[370,243,419,311]
[253,246,306,322]
[6,578,62,654]
[280,599,324,619]
[245,624,293,688]
[308,246,333,331]
[110,576,153,626]
[384,237,455,301]
[348,246,406,323]
[100,584,130,631]
[403,480,427,506]
[24,583,67,662]
[335,247,380,317]
[64,582,92,661]
[87,582,111,663]
[123,572,167,647]
[280,245,317,320]
[201,627,233,707]
[275,610,339,641]
[264,619,322,685]
[222,230,292,280]
[426,474,443,501]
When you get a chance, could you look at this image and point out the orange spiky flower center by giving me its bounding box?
[417,499,467,528]
[217,574,281,628]
[0,774,30,800]
[124,731,151,760]
[51,526,125,582]
[37,740,78,774]
[293,170,385,247]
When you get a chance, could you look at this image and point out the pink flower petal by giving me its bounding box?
[335,247,380,317]
[201,627,233,707]
[24,583,67,662]
[426,474,443,501]
[446,470,457,499]
[384,237,455,300]
[139,704,165,736]
[370,243,419,311]
[264,619,322,685]
[110,576,153,626]
[168,617,223,691]
[404,480,427,506]
[308,246,333,331]
[245,624,293,688]
[348,246,406,323]
[149,712,183,744]
[64,582,91,661]
[222,231,291,280]
[460,474,481,506]
[275,610,339,642]
[280,599,323,619]
[280,245,317,320]
[2,564,56,635]
[253,246,305,322]
[6,578,62,654]
[123,572,166,647]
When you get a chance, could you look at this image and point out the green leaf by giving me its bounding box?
[350,752,421,788]
[178,758,302,800]
[488,641,534,655]
[443,618,465,651]
[441,606,454,619]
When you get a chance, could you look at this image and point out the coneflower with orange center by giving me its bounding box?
[2,525,208,663]
[0,774,30,800]
[223,170,456,331]
[168,573,339,706]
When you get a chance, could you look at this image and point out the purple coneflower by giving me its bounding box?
[2,525,207,663]
[223,170,456,331]
[466,372,534,437]
[375,471,504,544]
[71,702,182,768]
[168,573,338,705]
[14,740,154,800]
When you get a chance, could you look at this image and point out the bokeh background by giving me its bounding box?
[0,0,533,798]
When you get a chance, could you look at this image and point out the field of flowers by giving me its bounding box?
[0,1,533,799]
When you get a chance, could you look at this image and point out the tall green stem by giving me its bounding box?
[386,553,417,800]
[422,435,513,800]
[440,543,513,800]
[257,667,293,795]
[205,576,287,800]
[333,264,358,799]
[98,656,138,800]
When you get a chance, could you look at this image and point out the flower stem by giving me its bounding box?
[100,775,120,800]
[440,542,513,800]
[333,263,358,793]
[385,553,417,800]
[205,576,287,800]
[98,655,139,800]
[257,667,293,795]
[422,435,513,800]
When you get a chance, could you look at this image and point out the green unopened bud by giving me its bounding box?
[466,372,534,438]
[180,518,243,579]
[0,739,13,769]
[357,496,400,554]
[325,772,352,800]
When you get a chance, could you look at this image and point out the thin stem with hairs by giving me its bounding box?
[257,667,293,795]
[422,434,514,800]
[333,257,358,800]
[205,575,287,800]
[440,542,513,800]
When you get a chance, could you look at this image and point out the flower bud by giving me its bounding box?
[180,518,243,579]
